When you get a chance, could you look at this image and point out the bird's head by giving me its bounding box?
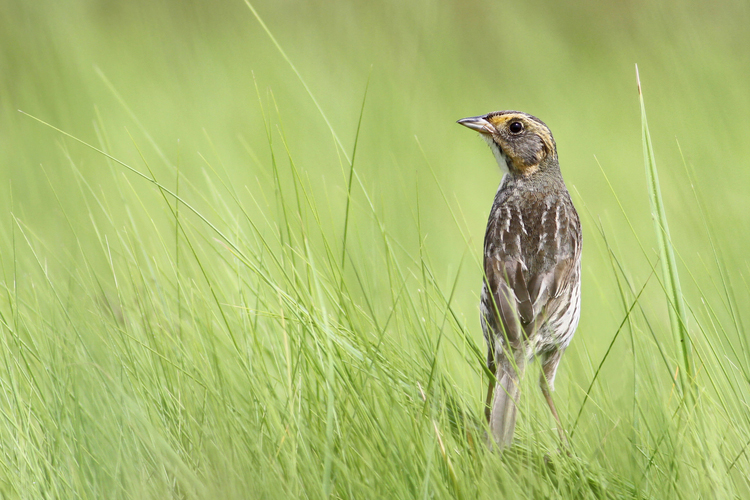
[457,111,557,176]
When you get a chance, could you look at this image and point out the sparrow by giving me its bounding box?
[457,110,582,449]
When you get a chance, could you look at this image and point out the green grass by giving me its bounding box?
[1,0,750,498]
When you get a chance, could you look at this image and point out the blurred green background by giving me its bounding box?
[4,0,750,393]
[1,0,749,497]
[4,0,750,295]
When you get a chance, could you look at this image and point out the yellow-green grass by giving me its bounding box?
[1,0,749,498]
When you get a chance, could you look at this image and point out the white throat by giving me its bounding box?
[481,135,510,174]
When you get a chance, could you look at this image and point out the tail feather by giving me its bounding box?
[489,361,526,448]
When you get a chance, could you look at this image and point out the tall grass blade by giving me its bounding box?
[341,68,372,271]
[243,0,351,163]
[636,65,694,401]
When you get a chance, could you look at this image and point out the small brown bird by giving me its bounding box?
[458,111,581,449]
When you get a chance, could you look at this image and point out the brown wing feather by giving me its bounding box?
[483,190,581,355]
[485,261,524,348]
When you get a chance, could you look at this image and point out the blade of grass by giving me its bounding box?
[306,238,337,498]
[243,0,351,164]
[341,67,373,272]
[636,65,694,401]
[570,264,655,438]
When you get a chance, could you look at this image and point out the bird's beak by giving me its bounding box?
[457,116,494,135]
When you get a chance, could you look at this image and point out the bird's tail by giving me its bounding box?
[489,359,526,449]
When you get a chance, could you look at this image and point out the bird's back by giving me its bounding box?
[482,172,581,354]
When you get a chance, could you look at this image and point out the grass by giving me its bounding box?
[2,0,750,498]
[637,66,693,401]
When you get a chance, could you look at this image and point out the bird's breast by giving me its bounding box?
[485,190,578,273]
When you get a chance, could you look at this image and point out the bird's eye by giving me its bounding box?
[509,121,524,134]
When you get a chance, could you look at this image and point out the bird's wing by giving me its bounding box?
[485,258,528,350]
[484,197,581,349]
[485,257,575,349]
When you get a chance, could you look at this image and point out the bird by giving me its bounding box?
[457,110,581,449]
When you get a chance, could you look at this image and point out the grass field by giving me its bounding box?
[2,0,750,498]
